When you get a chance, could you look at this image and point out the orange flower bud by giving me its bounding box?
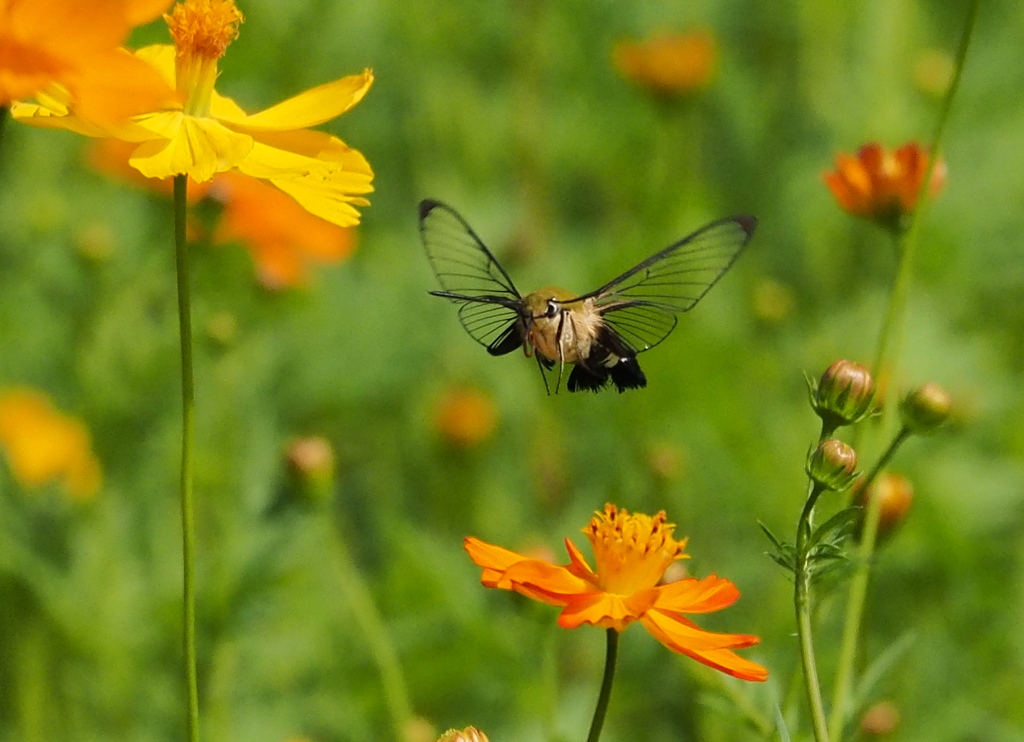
[854,473,913,542]
[285,436,335,505]
[612,30,716,96]
[860,700,901,736]
[433,388,498,448]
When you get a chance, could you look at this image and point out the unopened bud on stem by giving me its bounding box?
[809,360,875,432]
[899,382,952,434]
[806,438,858,491]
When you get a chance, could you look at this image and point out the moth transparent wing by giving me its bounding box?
[419,199,523,349]
[588,216,756,352]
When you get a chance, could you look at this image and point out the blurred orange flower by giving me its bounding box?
[824,142,946,231]
[434,387,498,448]
[209,171,357,289]
[13,0,374,227]
[854,473,913,541]
[0,388,102,500]
[465,503,768,681]
[613,30,716,96]
[0,0,176,122]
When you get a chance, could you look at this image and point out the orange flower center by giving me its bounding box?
[166,0,243,60]
[165,0,244,116]
[584,504,687,594]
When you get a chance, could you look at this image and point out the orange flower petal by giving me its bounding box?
[641,611,767,681]
[653,574,741,614]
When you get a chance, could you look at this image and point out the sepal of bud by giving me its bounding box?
[808,360,875,431]
[899,382,951,434]
[806,439,858,491]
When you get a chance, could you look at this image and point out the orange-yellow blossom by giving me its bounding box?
[0,388,102,500]
[0,0,176,121]
[613,30,716,95]
[465,504,768,681]
[824,142,946,231]
[12,0,374,227]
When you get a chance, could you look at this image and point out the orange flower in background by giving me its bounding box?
[434,387,498,448]
[209,171,356,288]
[13,0,374,227]
[465,504,768,681]
[0,388,102,500]
[613,30,716,96]
[824,142,946,231]
[0,0,176,122]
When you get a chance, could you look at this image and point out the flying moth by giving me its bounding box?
[420,199,756,393]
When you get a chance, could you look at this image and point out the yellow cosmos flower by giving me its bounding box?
[0,388,102,501]
[13,0,374,227]
[0,0,175,120]
[465,504,768,681]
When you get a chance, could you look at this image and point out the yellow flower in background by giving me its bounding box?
[0,0,176,122]
[13,0,374,227]
[466,504,768,681]
[613,30,717,96]
[0,388,102,500]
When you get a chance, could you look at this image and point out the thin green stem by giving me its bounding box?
[869,0,979,390]
[174,174,200,742]
[585,629,619,742]
[794,482,830,742]
[330,519,412,741]
[828,429,911,740]
[0,105,9,158]
[830,4,978,739]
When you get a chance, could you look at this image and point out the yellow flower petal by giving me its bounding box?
[220,69,373,131]
[269,174,371,227]
[133,43,178,87]
[129,113,253,181]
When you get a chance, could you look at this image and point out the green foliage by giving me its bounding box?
[2,1,1024,742]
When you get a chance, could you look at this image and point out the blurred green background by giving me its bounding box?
[1,1,1022,741]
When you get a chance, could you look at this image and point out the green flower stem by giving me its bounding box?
[329,520,412,741]
[870,0,979,390]
[0,105,9,159]
[830,4,978,739]
[794,481,830,742]
[586,628,620,742]
[174,174,200,742]
[828,428,911,740]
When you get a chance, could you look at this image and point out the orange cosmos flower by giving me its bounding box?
[208,171,356,288]
[0,388,102,500]
[0,0,176,122]
[613,30,716,96]
[465,504,768,682]
[13,0,373,227]
[824,142,947,231]
[433,387,498,448]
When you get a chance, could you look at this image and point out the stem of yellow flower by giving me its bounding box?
[585,628,619,742]
[329,515,412,741]
[829,3,978,739]
[828,428,911,739]
[794,481,830,742]
[0,105,9,159]
[174,174,201,742]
